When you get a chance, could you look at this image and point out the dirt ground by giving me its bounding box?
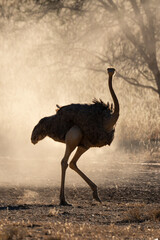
[0,151,160,240]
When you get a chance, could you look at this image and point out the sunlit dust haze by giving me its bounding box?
[0,1,159,187]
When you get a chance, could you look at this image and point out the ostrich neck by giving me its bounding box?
[104,75,119,131]
[109,75,119,117]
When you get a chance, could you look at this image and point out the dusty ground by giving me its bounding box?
[0,151,160,239]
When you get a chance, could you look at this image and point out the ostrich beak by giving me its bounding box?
[107,68,115,76]
[31,138,38,145]
[31,131,38,144]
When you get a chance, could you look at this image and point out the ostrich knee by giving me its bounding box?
[69,161,98,193]
[61,159,68,170]
[69,161,76,170]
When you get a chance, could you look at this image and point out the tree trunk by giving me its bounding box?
[150,62,160,98]
[155,71,160,98]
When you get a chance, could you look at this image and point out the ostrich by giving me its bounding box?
[31,68,119,206]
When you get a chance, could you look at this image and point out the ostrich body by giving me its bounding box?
[31,68,119,205]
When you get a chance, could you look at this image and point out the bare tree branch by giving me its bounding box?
[116,72,159,94]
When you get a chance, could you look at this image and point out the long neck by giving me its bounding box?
[109,75,119,124]
[104,75,119,132]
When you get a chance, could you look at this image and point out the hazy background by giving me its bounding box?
[0,0,159,187]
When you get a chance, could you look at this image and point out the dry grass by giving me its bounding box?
[123,207,143,223]
[48,208,59,217]
[116,84,160,152]
[0,226,27,240]
[123,205,160,224]
[0,203,160,239]
[147,208,160,221]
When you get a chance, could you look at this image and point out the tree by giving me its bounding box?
[92,0,160,96]
[0,0,86,23]
[1,0,160,96]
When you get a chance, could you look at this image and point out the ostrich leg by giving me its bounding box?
[60,146,73,206]
[60,126,82,206]
[69,147,101,203]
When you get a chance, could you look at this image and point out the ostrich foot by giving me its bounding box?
[60,200,72,206]
[93,191,101,203]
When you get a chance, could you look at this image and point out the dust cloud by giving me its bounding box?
[0,19,78,186]
[0,3,159,188]
[0,8,116,188]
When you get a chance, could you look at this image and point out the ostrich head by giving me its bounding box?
[107,68,115,76]
[31,117,47,144]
